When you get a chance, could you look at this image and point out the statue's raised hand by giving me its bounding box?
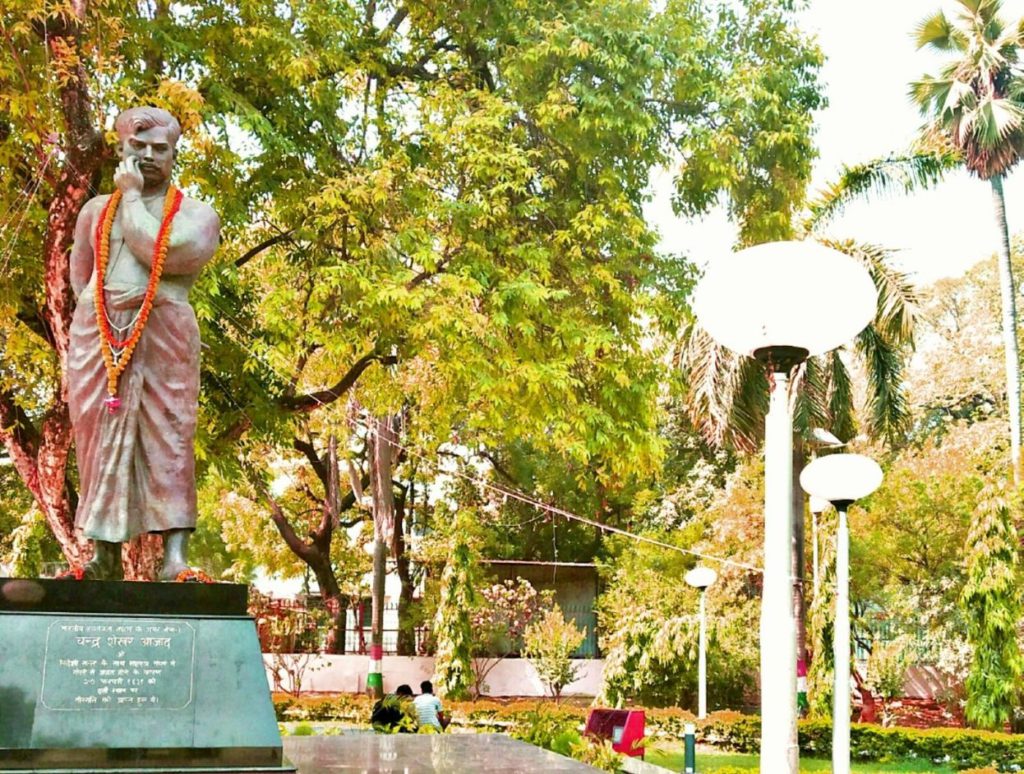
[114,156,145,196]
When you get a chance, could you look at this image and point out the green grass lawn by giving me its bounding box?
[645,748,957,773]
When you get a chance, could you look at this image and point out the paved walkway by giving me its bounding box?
[283,733,601,773]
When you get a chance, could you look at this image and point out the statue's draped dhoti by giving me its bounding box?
[68,283,199,542]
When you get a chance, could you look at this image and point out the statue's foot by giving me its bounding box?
[78,540,124,580]
[80,555,124,581]
[159,528,191,582]
[158,560,189,582]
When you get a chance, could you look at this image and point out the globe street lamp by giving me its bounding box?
[693,241,876,774]
[685,566,718,719]
[799,453,883,774]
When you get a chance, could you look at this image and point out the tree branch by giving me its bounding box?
[293,436,329,491]
[280,348,396,411]
[0,387,40,493]
[235,229,295,268]
[242,462,317,562]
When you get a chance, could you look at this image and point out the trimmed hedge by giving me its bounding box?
[702,717,1024,771]
[272,695,1024,770]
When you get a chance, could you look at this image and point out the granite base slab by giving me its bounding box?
[282,734,601,773]
[0,577,291,772]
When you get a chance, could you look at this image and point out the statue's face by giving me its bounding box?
[119,125,176,188]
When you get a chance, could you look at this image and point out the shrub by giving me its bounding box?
[523,605,586,700]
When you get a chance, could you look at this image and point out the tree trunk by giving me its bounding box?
[122,534,164,581]
[368,414,398,698]
[394,483,416,655]
[991,175,1022,485]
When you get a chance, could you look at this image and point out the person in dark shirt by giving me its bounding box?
[370,684,417,733]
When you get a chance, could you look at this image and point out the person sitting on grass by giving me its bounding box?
[370,684,418,733]
[413,680,449,732]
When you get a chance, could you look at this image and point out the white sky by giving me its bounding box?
[647,0,1024,285]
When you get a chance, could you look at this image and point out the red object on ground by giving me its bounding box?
[585,708,645,757]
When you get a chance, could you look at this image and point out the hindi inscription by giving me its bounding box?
[40,618,195,710]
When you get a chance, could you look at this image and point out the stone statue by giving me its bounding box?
[67,107,220,580]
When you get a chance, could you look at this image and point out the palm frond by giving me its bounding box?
[909,75,947,113]
[825,239,919,347]
[793,355,831,436]
[856,326,912,446]
[725,357,770,451]
[679,323,766,452]
[916,11,966,52]
[824,350,856,443]
[805,151,958,231]
[942,79,977,116]
[977,98,1024,144]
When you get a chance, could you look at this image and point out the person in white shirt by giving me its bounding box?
[413,680,445,731]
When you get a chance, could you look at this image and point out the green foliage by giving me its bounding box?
[865,637,911,705]
[470,577,551,698]
[807,509,836,719]
[1,0,827,583]
[523,604,586,700]
[370,694,419,734]
[597,529,755,709]
[432,508,478,700]
[6,506,50,578]
[961,480,1023,731]
[705,717,1024,771]
[510,706,583,757]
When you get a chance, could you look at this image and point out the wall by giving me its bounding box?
[264,654,605,697]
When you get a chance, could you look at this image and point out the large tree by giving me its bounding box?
[1,0,825,585]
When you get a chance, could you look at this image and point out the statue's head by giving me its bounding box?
[114,107,182,189]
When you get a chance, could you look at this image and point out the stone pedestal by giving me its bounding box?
[0,577,294,772]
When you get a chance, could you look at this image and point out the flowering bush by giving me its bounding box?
[469,577,552,698]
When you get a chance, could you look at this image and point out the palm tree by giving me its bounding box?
[816,1,1024,482]
[914,0,1024,483]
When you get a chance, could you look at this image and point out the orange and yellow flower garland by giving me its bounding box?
[93,186,183,412]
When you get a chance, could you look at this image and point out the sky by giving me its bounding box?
[646,0,1024,286]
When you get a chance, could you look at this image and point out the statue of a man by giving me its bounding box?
[67,107,220,580]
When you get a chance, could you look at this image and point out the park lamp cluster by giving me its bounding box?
[693,239,879,774]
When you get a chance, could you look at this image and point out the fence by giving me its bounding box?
[252,596,601,658]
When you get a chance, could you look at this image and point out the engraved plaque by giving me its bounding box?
[40,618,195,710]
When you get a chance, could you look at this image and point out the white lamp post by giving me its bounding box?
[685,566,718,719]
[693,240,876,774]
[799,453,883,774]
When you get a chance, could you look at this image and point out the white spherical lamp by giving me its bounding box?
[692,241,877,367]
[685,566,718,590]
[800,454,884,504]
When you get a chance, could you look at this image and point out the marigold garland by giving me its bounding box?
[93,186,183,412]
[175,568,215,584]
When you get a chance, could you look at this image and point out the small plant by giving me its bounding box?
[864,635,910,727]
[523,604,587,701]
[569,738,623,772]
